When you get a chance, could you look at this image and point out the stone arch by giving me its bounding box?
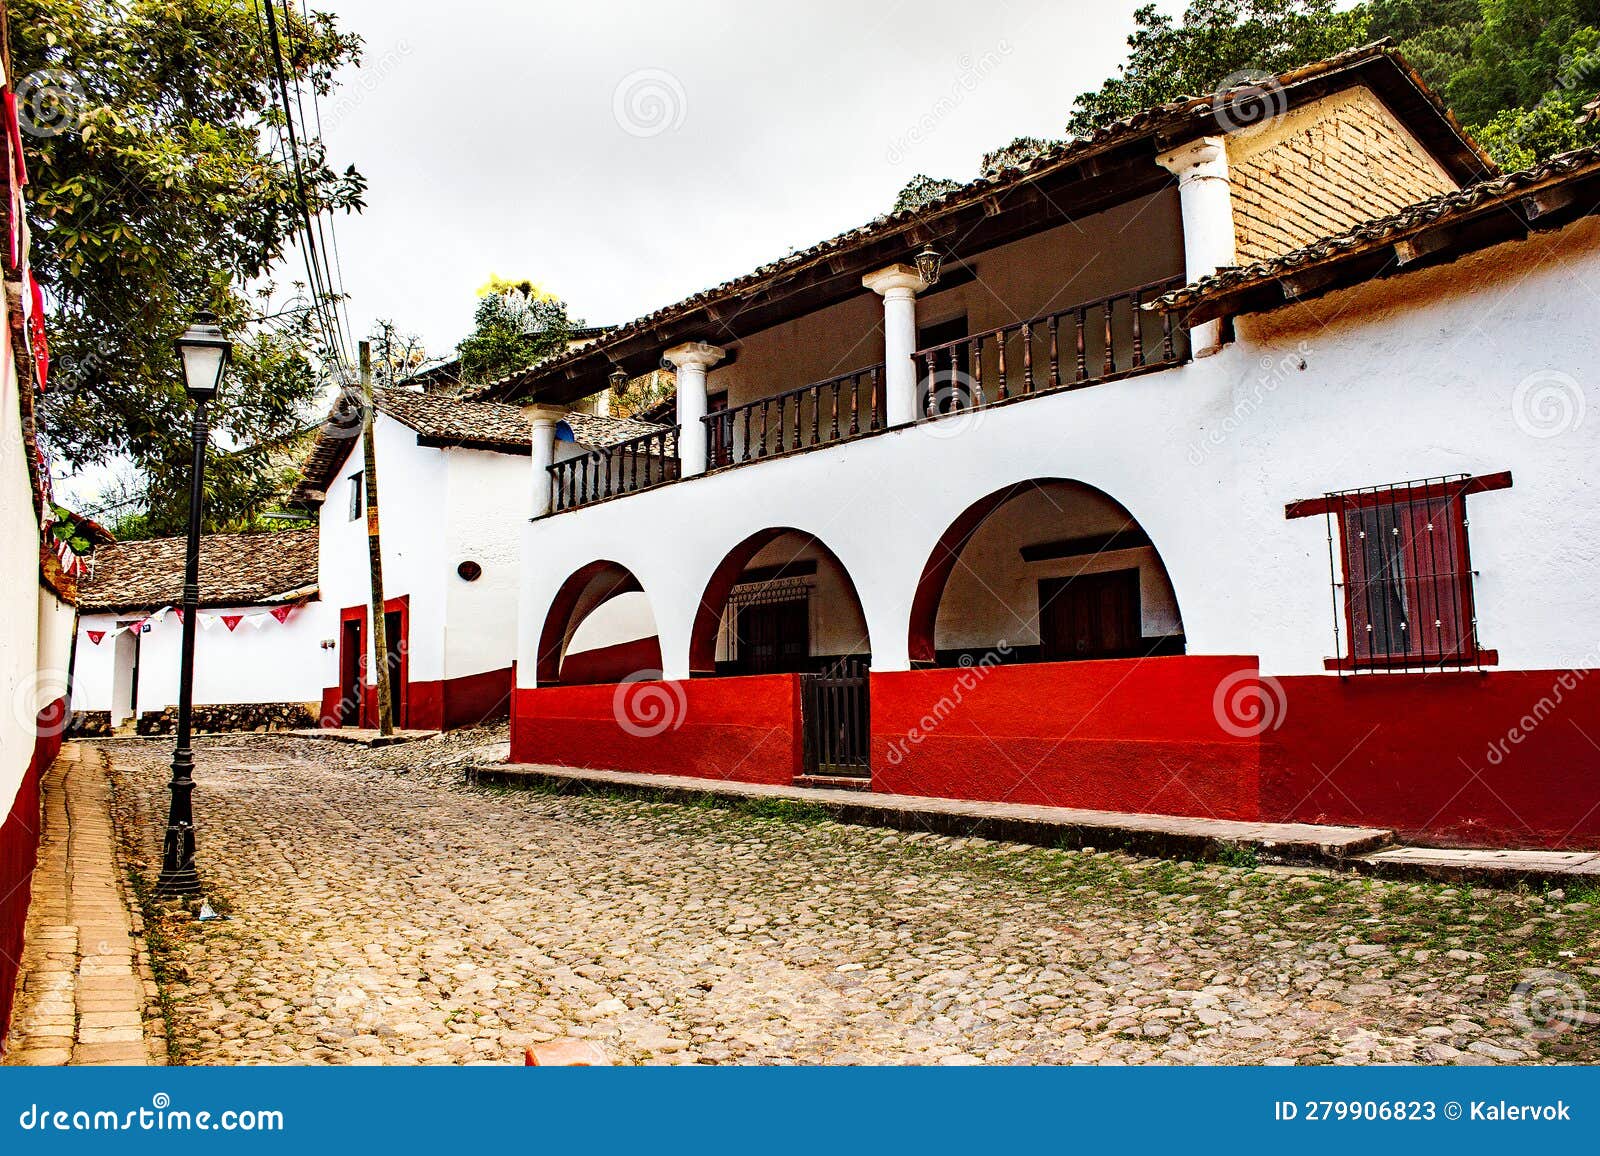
[535,560,658,686]
[689,527,871,676]
[907,478,1185,665]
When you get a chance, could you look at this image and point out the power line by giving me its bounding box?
[257,0,352,380]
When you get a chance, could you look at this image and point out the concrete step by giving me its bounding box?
[471,762,1393,868]
[793,773,873,792]
[1354,845,1600,885]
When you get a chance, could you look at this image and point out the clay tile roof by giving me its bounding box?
[290,389,535,506]
[372,388,532,450]
[559,412,669,449]
[77,530,319,613]
[469,41,1491,406]
[1150,143,1600,317]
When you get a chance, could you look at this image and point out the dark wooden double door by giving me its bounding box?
[1038,568,1143,661]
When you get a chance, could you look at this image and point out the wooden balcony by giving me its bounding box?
[544,278,1190,513]
[548,424,680,513]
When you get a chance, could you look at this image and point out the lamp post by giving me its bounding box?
[156,314,231,898]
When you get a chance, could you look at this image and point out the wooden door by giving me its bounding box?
[339,618,363,727]
[735,599,809,674]
[1038,569,1142,660]
[383,609,406,727]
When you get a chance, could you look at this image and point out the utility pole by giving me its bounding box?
[360,340,394,736]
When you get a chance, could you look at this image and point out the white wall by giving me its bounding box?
[70,604,328,716]
[316,413,449,686]
[565,589,656,656]
[316,415,529,693]
[519,216,1600,683]
[1,280,39,811]
[443,445,531,680]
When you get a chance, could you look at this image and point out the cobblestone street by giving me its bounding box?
[98,731,1599,1066]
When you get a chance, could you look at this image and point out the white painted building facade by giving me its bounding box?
[496,48,1600,850]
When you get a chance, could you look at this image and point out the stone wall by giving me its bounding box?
[133,702,319,736]
[66,711,111,738]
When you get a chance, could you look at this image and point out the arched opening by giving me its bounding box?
[689,529,870,677]
[536,561,660,686]
[908,479,1185,666]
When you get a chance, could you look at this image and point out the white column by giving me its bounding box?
[664,341,726,477]
[863,264,929,426]
[527,404,566,516]
[1156,136,1236,357]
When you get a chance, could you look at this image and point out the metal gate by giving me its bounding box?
[800,658,869,778]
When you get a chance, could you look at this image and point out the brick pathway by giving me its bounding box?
[3,744,166,1066]
[92,732,1599,1066]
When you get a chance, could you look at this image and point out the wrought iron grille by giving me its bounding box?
[1320,474,1486,673]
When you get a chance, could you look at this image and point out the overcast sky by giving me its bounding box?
[315,0,1174,356]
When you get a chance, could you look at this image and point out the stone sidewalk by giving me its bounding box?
[476,762,1600,886]
[3,744,166,1065]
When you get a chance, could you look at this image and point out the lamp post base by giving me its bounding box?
[154,863,201,898]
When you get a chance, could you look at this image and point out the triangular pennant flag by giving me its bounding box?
[199,614,217,630]
[247,614,267,629]
[222,615,243,632]
[270,604,294,624]
[175,608,184,624]
[87,630,105,645]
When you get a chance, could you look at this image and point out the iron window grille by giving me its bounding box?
[347,471,362,521]
[1308,474,1501,674]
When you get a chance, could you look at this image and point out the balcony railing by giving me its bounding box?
[916,275,1189,417]
[704,364,884,469]
[548,424,679,513]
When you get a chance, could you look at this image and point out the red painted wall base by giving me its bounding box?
[511,674,800,783]
[872,657,1262,820]
[1268,668,1600,849]
[1,698,66,1050]
[504,660,1600,850]
[319,667,513,732]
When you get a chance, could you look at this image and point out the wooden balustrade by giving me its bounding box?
[547,424,679,513]
[704,365,883,469]
[916,276,1188,418]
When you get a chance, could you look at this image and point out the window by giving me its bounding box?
[1287,472,1510,672]
[348,472,363,521]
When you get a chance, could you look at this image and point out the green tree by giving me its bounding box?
[1066,0,1370,136]
[980,136,1058,176]
[456,284,578,383]
[14,0,365,533]
[891,173,962,214]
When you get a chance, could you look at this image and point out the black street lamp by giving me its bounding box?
[156,314,231,898]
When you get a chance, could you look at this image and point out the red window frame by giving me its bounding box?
[1286,472,1509,672]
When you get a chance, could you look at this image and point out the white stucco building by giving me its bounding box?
[487,45,1600,850]
[69,530,324,732]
